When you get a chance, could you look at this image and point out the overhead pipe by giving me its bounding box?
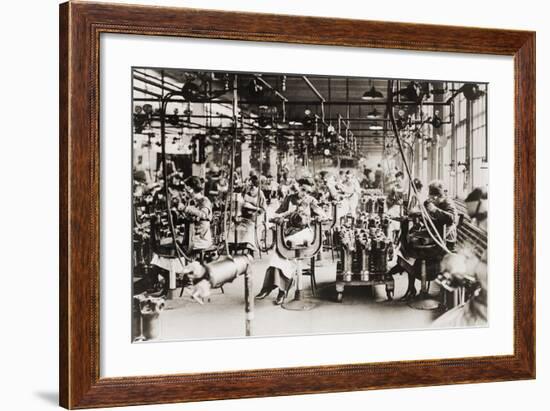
[302,75,326,122]
[141,125,429,133]
[301,76,326,102]
[255,75,288,102]
[133,74,181,94]
[137,114,451,123]
[133,97,452,106]
[134,69,182,91]
[255,75,288,122]
[133,86,162,99]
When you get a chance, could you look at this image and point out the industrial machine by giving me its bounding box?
[398,210,459,310]
[360,188,387,214]
[435,251,483,311]
[273,216,324,310]
[334,193,395,302]
[182,255,255,334]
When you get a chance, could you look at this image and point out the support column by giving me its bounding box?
[269,146,277,177]
[241,140,251,178]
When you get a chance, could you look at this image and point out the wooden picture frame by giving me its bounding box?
[59,1,535,408]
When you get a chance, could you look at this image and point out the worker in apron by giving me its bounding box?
[255,179,326,305]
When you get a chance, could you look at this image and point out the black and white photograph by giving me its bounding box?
[131,68,489,342]
[2,0,544,409]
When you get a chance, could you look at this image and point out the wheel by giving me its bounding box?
[336,292,343,303]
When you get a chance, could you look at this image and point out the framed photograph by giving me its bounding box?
[59,1,535,409]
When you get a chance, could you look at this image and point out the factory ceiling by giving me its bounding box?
[133,68,457,148]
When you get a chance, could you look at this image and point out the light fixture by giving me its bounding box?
[461,83,485,101]
[181,81,202,101]
[362,85,384,100]
[367,107,382,119]
[368,124,383,131]
[399,81,421,102]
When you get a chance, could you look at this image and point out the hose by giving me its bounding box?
[387,81,454,255]
[159,92,193,269]
[222,75,238,257]
[254,132,265,256]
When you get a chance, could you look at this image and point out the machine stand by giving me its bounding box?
[244,268,254,336]
[282,259,317,311]
[408,259,440,310]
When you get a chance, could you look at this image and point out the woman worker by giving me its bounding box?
[180,176,214,251]
[149,175,212,295]
[228,174,267,256]
[432,186,488,327]
[255,178,327,305]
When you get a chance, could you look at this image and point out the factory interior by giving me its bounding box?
[131,68,489,342]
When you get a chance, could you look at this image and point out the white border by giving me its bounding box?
[100,33,514,378]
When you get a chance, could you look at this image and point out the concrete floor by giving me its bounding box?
[154,249,443,342]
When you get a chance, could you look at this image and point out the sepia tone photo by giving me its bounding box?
[131,68,488,342]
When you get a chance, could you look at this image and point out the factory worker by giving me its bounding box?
[256,178,327,305]
[263,174,278,205]
[148,176,190,295]
[181,176,213,251]
[362,168,376,189]
[387,171,406,209]
[385,173,415,244]
[343,170,361,217]
[233,167,243,193]
[334,173,355,218]
[228,174,267,256]
[216,175,229,208]
[277,169,292,199]
[464,186,488,231]
[431,186,489,326]
[390,180,458,301]
[374,163,385,189]
[431,187,489,326]
[424,180,458,251]
[432,247,487,328]
[204,166,221,198]
[320,172,347,223]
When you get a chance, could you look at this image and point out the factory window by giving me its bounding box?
[441,103,455,198]
[471,92,488,190]
[441,85,487,200]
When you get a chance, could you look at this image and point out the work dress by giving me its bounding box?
[228,191,266,252]
[150,195,213,290]
[262,194,325,292]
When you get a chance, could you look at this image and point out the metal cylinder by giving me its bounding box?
[205,255,251,288]
[142,312,161,340]
[245,270,254,336]
[139,296,165,341]
[132,296,143,341]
